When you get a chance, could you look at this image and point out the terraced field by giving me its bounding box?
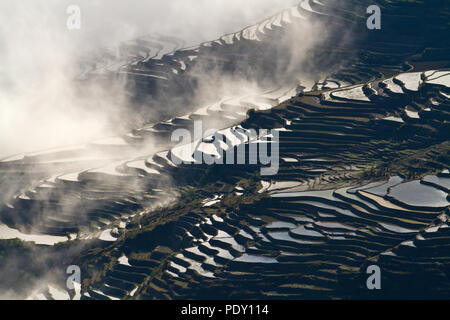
[69,68,449,300]
[1,0,449,299]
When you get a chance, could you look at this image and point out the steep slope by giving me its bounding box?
[1,0,449,299]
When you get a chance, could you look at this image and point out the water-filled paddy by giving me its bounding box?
[387,180,449,209]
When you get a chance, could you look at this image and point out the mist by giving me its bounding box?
[0,0,299,158]
[0,0,360,300]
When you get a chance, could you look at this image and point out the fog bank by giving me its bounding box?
[0,0,298,158]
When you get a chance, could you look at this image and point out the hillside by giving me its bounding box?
[0,0,449,299]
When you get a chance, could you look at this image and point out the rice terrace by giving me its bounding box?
[0,0,449,301]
